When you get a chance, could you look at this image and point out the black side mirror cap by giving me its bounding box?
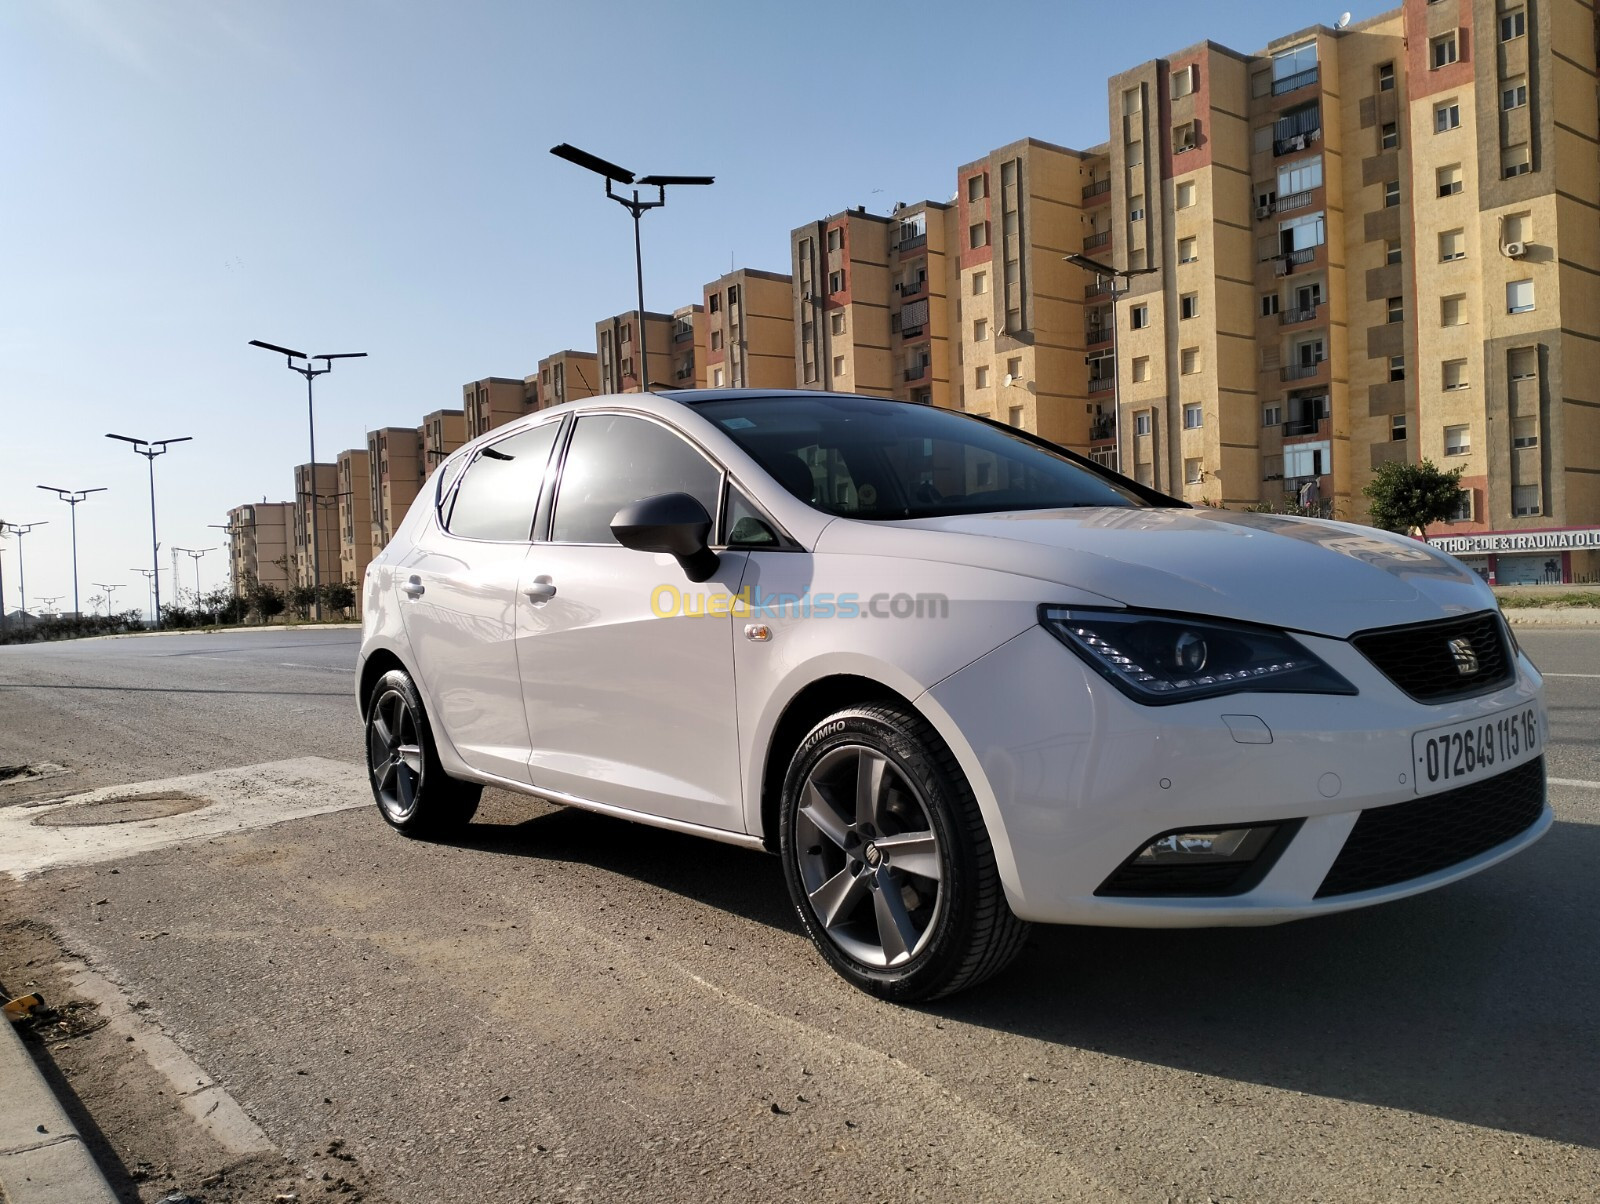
[610,492,721,583]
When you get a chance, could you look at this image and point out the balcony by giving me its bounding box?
[1272,66,1319,96]
[1285,475,1332,516]
[1274,247,1317,274]
[1084,230,1111,251]
[1276,189,1313,215]
[897,277,927,299]
[671,327,694,344]
[1273,127,1322,157]
[1281,360,1326,382]
[1086,324,1112,347]
[1279,302,1321,325]
[904,363,929,382]
[1083,178,1111,200]
[1282,416,1322,436]
[897,231,927,252]
[1085,279,1109,298]
[1090,415,1115,441]
[1088,376,1116,394]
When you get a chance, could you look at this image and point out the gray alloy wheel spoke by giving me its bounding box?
[396,744,424,775]
[808,866,870,928]
[371,710,393,751]
[855,749,889,830]
[376,755,398,794]
[872,866,920,963]
[800,780,853,851]
[872,830,941,882]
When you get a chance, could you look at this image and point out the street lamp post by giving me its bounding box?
[173,547,213,616]
[39,596,62,618]
[106,434,192,630]
[131,567,159,626]
[248,341,367,620]
[0,521,45,618]
[1064,253,1158,479]
[208,523,246,598]
[36,487,106,616]
[90,582,123,615]
[550,143,713,392]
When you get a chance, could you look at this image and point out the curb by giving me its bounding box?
[1503,607,1600,627]
[0,1013,118,1204]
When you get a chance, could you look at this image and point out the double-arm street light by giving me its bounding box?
[36,487,106,616]
[106,434,192,630]
[550,143,713,392]
[131,567,159,625]
[173,547,213,607]
[0,521,46,618]
[1064,253,1158,478]
[248,341,366,620]
[90,582,123,615]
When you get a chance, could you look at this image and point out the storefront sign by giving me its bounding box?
[1431,528,1600,555]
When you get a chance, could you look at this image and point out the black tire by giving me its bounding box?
[778,702,1029,1001]
[365,668,482,837]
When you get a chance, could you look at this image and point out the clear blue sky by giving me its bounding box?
[0,0,1359,612]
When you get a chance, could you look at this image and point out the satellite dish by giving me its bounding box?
[1336,11,1351,27]
[1002,373,1015,388]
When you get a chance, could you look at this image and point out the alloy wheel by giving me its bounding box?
[368,688,425,822]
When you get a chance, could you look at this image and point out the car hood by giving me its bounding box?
[815,507,1497,638]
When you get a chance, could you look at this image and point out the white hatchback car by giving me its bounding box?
[358,390,1549,1000]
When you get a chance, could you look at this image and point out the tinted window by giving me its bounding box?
[694,395,1145,520]
[444,422,560,541]
[725,486,779,546]
[551,414,722,544]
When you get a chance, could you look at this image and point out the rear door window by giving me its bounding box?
[444,422,561,542]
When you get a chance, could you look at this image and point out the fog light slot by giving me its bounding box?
[1096,819,1302,897]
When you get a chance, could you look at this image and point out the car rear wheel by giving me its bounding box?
[778,702,1029,1001]
[366,668,481,836]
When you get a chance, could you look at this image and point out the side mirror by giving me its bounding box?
[610,493,720,583]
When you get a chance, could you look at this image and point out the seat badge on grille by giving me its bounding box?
[1447,636,1479,675]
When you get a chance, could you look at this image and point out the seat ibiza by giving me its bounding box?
[358,390,1548,1000]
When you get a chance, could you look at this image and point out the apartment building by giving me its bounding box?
[291,463,340,592]
[224,501,291,595]
[535,350,600,408]
[337,448,374,609]
[703,268,796,389]
[596,310,675,393]
[367,427,423,553]
[420,408,466,478]
[462,376,532,440]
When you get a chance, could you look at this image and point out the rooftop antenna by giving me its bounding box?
[1335,12,1351,28]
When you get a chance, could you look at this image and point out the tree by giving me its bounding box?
[318,581,356,615]
[1363,459,1465,537]
[287,584,319,620]
[245,578,285,622]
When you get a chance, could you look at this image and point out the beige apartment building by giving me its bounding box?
[702,268,795,389]
[224,501,291,595]
[367,427,423,553]
[421,408,466,479]
[596,308,706,392]
[462,376,533,440]
[337,448,374,610]
[536,350,600,408]
[291,463,340,592]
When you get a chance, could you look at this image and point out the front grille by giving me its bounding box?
[1351,610,1513,703]
[1315,756,1546,898]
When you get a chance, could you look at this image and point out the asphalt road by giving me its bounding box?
[2,626,1598,1202]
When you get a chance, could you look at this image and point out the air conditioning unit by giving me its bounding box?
[1255,205,1273,219]
[1504,241,1527,258]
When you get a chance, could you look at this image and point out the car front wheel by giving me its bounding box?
[778,702,1029,1001]
[365,668,481,837]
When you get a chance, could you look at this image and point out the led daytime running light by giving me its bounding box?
[1065,622,1308,693]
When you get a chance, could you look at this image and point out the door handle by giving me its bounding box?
[524,575,557,603]
[401,576,425,600]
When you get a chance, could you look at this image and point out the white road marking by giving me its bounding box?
[1550,777,1600,789]
[0,757,368,878]
[278,662,351,673]
[1542,673,1600,679]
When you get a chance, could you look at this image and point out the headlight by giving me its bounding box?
[1040,605,1357,705]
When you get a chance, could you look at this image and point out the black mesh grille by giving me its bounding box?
[1351,611,1513,703]
[1315,757,1546,898]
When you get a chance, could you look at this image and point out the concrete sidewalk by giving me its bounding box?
[0,1009,117,1204]
[1502,606,1600,626]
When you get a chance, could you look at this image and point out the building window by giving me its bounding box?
[1443,359,1468,390]
[1507,278,1535,313]
[1135,413,1152,435]
[1512,485,1540,516]
[1441,294,1466,326]
[712,367,724,387]
[1439,228,1465,260]
[1171,64,1197,97]
[1184,457,1204,484]
[1177,181,1196,208]
[967,174,987,202]
[1504,213,1531,244]
[1127,139,1144,167]
[1501,7,1526,40]
[1277,156,1322,195]
[1509,347,1538,380]
[1502,144,1531,177]
[1385,238,1403,265]
[1387,296,1404,323]
[1513,416,1539,448]
[1444,423,1471,455]
[1179,293,1198,320]
[1132,356,1151,382]
[826,228,842,251]
[1390,413,1408,441]
[1180,347,1199,375]
[1437,164,1463,196]
[828,270,844,293]
[1502,77,1528,110]
[1008,405,1025,428]
[1007,356,1022,378]
[1173,121,1198,153]
[1434,102,1461,133]
[709,329,724,351]
[1261,293,1280,316]
[1178,237,1198,263]
[1263,403,1283,427]
[1430,33,1458,69]
[1129,198,1145,222]
[972,271,987,295]
[708,293,721,314]
[1449,490,1473,521]
[1130,304,1149,329]
[1378,62,1395,91]
[1384,180,1401,207]
[1183,404,1203,429]
[974,318,989,341]
[830,311,846,335]
[1381,121,1400,149]
[1389,355,1406,382]
[832,355,845,377]
[969,221,989,249]
[975,366,990,388]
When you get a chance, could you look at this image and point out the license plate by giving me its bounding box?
[1411,704,1540,796]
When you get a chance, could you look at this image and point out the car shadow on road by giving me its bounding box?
[934,818,1600,1151]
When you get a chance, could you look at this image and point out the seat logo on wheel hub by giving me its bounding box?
[863,841,883,868]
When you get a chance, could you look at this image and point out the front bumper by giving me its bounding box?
[922,624,1549,927]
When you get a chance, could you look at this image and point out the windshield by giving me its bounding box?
[692,394,1147,520]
